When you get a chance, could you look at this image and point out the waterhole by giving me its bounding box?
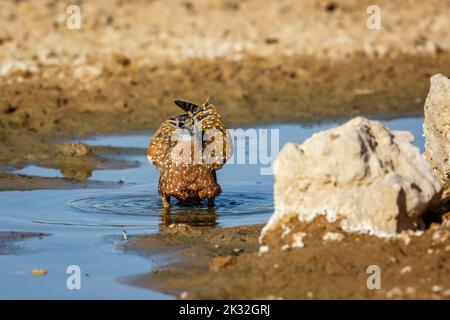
[0,118,424,298]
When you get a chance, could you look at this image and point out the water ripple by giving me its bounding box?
[69,191,274,227]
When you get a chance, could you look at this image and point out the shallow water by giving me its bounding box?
[0,117,424,299]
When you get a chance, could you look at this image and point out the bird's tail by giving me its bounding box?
[174,100,200,114]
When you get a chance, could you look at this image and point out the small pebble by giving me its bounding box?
[180,291,189,299]
[31,269,48,276]
[400,265,412,274]
[386,287,403,299]
[405,287,416,295]
[258,245,269,256]
[291,232,307,248]
[432,285,442,293]
[322,232,344,242]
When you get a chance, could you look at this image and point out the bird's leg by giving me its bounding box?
[207,197,215,207]
[160,207,172,229]
[162,196,170,208]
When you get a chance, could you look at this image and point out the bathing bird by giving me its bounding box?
[147,99,233,208]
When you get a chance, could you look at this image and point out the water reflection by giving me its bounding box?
[160,206,217,228]
[60,166,93,180]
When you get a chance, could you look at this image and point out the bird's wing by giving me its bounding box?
[194,103,233,169]
[147,118,179,170]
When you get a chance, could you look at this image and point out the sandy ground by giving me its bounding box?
[126,207,450,299]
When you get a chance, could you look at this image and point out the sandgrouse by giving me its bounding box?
[147,100,233,207]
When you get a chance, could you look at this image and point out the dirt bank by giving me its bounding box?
[126,209,450,299]
[0,144,144,191]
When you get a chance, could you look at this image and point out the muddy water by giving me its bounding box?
[0,117,424,299]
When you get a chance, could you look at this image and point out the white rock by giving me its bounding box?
[396,233,411,245]
[400,265,412,274]
[258,245,269,256]
[0,60,39,78]
[386,287,403,299]
[291,232,307,248]
[261,117,441,245]
[395,229,423,245]
[280,226,292,239]
[424,74,450,199]
[322,232,344,242]
[432,285,442,293]
[73,65,102,80]
[432,229,449,244]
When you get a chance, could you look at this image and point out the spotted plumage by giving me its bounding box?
[148,99,233,207]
